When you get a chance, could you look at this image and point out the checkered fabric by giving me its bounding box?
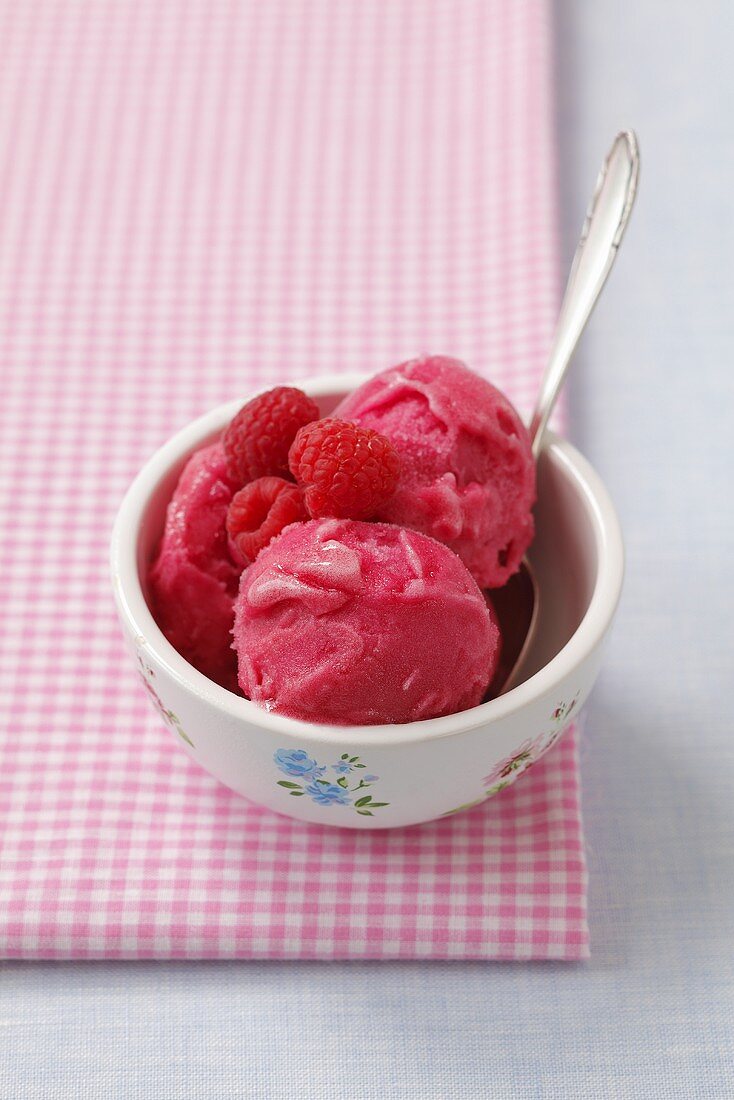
[0,0,589,959]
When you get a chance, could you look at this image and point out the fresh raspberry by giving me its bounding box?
[223,386,321,485]
[288,418,401,520]
[226,477,308,565]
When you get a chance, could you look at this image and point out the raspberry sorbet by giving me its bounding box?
[232,519,500,725]
[148,442,240,692]
[334,356,536,587]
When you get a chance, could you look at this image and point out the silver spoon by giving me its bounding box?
[492,130,640,696]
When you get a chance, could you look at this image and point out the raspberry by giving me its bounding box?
[288,418,401,520]
[226,477,308,565]
[223,386,321,485]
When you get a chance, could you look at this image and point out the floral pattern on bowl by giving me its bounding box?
[273,749,388,817]
[137,655,194,747]
[442,693,581,817]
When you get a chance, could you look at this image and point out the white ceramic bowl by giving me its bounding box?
[111,374,623,829]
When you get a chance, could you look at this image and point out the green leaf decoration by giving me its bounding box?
[337,777,348,789]
[354,763,366,768]
[341,753,349,760]
[277,781,302,789]
[349,756,359,763]
[289,791,304,796]
[440,796,487,817]
[175,727,194,747]
[367,802,389,808]
[356,810,374,816]
[354,795,372,807]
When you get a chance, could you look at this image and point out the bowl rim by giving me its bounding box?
[111,372,624,746]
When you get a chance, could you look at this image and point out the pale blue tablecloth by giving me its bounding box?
[1,3,732,1096]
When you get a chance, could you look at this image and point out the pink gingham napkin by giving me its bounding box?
[0,0,589,960]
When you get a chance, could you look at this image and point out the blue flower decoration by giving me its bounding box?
[274,748,321,778]
[273,748,388,816]
[305,781,352,807]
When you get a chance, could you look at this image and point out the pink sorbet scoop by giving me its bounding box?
[148,442,241,692]
[334,356,536,588]
[233,518,500,725]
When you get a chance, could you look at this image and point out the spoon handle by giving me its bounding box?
[529,130,640,456]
